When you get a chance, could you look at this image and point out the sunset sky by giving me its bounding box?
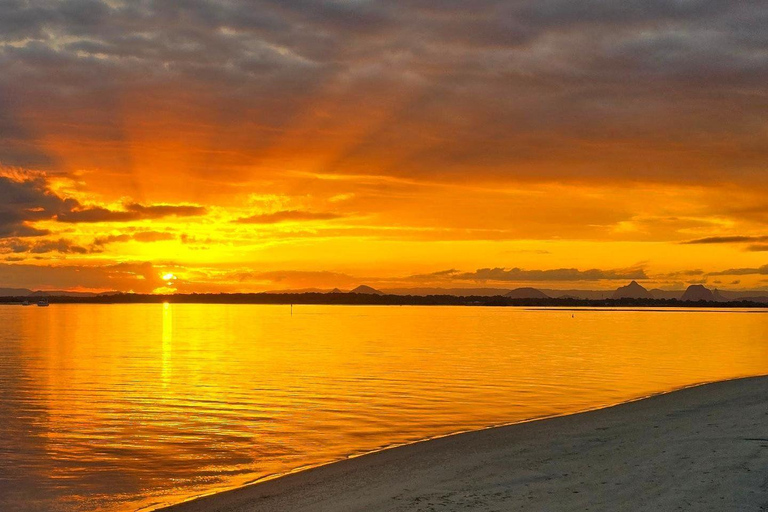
[1,0,766,293]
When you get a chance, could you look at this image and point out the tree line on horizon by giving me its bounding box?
[0,291,765,308]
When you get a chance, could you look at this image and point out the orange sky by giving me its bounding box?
[0,1,766,293]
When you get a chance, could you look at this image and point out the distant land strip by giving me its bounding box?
[1,293,766,308]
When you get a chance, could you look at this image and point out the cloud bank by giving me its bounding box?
[1,0,765,186]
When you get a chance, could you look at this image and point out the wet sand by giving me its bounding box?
[162,376,768,512]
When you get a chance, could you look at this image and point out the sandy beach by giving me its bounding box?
[162,375,768,512]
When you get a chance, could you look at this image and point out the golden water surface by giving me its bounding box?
[0,304,766,511]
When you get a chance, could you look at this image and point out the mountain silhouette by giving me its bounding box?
[681,284,715,302]
[350,285,384,295]
[612,281,652,299]
[329,288,343,294]
[0,288,106,297]
[0,287,34,296]
[504,287,549,299]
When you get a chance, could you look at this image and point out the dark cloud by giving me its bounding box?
[235,210,343,224]
[25,239,90,254]
[57,203,206,223]
[453,266,648,282]
[93,231,176,246]
[0,86,55,168]
[660,269,706,279]
[682,235,768,245]
[746,244,768,252]
[0,1,765,186]
[0,238,91,254]
[709,265,768,277]
[57,207,138,223]
[1,174,206,239]
[0,174,77,237]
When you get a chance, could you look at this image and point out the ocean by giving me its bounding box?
[0,304,766,511]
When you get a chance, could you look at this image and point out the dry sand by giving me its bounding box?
[162,376,768,511]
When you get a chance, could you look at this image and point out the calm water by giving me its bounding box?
[0,305,766,511]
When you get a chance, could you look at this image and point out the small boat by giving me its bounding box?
[37,298,49,307]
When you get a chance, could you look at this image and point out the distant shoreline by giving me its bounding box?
[0,292,766,308]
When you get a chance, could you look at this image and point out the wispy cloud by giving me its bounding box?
[708,265,768,276]
[93,231,175,246]
[1,173,206,240]
[681,235,768,245]
[454,266,648,282]
[0,175,77,237]
[0,238,91,255]
[411,266,648,282]
[58,204,206,223]
[235,210,344,224]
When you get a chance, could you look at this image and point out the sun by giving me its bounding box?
[162,273,176,282]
